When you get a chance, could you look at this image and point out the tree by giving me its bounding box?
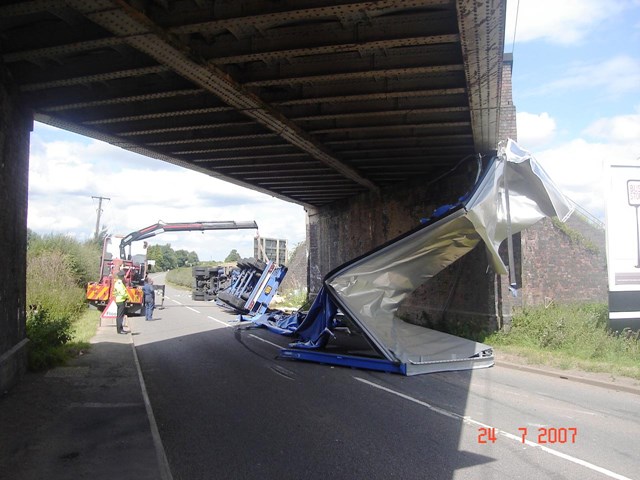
[225,249,241,262]
[175,249,190,268]
[187,251,199,265]
[147,244,177,271]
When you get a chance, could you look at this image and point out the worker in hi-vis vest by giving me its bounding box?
[113,270,130,334]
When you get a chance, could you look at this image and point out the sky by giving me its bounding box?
[504,0,640,219]
[27,0,640,261]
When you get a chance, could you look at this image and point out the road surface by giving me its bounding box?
[131,276,640,480]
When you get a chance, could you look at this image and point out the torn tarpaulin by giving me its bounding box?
[250,287,339,349]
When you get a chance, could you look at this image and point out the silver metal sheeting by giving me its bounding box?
[326,140,573,374]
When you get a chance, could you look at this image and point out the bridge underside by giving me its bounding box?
[0,0,508,391]
[1,0,505,207]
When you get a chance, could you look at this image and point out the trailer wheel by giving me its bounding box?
[192,292,205,301]
[249,258,267,272]
[192,266,208,277]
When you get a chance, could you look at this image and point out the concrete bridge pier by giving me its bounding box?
[0,69,31,392]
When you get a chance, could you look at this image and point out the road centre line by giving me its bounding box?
[186,307,200,314]
[169,298,182,305]
[354,377,632,480]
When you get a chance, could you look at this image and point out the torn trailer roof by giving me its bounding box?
[252,139,574,375]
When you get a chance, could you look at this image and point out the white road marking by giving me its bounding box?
[186,307,200,314]
[170,298,182,305]
[354,377,632,480]
[207,316,231,328]
[248,334,282,350]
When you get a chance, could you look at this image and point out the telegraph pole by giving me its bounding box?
[92,196,110,240]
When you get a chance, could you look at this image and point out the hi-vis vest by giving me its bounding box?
[113,279,129,303]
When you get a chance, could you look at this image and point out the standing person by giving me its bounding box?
[113,270,130,334]
[142,277,155,321]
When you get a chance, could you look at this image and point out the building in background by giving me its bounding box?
[255,236,288,265]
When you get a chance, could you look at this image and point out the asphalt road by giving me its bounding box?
[131,276,640,480]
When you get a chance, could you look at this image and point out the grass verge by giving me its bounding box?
[485,303,640,380]
[27,308,100,371]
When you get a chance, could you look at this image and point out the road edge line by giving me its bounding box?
[495,361,640,396]
[130,340,174,480]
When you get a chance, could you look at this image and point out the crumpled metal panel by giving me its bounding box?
[325,139,573,374]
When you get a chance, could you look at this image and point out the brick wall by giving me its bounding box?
[0,66,32,391]
[308,161,501,331]
[521,216,608,306]
[499,53,517,142]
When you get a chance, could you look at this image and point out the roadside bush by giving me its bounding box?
[26,308,73,371]
[27,251,86,319]
[27,233,101,287]
[25,232,98,370]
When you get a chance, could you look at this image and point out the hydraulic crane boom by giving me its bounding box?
[119,220,259,259]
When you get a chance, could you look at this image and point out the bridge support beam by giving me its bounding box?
[0,66,32,392]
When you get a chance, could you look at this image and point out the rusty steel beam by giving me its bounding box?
[21,65,169,92]
[210,161,311,170]
[456,0,506,152]
[3,37,125,63]
[353,158,459,166]
[244,172,339,180]
[41,88,205,112]
[292,106,468,122]
[256,179,356,186]
[337,146,473,156]
[67,0,378,192]
[169,0,453,35]
[83,106,234,125]
[147,133,278,146]
[325,134,473,146]
[244,64,464,87]
[209,34,459,65]
[0,0,66,17]
[191,153,309,163]
[274,88,466,106]
[118,121,255,137]
[310,121,470,134]
[172,144,294,155]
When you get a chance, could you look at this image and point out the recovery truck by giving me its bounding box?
[86,220,258,314]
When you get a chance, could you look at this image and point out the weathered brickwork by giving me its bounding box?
[0,66,32,391]
[308,163,501,329]
[521,217,607,306]
[499,53,517,143]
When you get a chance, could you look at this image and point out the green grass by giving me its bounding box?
[27,307,100,371]
[277,289,310,310]
[485,303,640,380]
[165,266,193,289]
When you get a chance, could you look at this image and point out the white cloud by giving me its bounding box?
[529,55,640,98]
[505,0,626,46]
[533,136,640,219]
[516,111,556,149]
[515,112,640,221]
[583,112,640,143]
[27,124,307,262]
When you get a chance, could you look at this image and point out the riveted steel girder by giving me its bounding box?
[66,0,378,192]
[169,0,453,35]
[456,0,506,152]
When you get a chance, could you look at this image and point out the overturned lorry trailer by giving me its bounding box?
[256,140,574,375]
[217,258,288,316]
